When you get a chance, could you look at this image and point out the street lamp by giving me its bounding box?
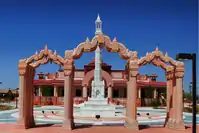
[176,53,196,133]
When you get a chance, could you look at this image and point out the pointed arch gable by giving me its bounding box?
[138,47,184,71]
[19,45,65,68]
[64,34,138,61]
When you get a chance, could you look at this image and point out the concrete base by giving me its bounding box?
[62,119,74,130]
[173,120,185,130]
[124,118,139,130]
[79,98,117,117]
[165,118,172,128]
[168,119,185,130]
[16,117,35,129]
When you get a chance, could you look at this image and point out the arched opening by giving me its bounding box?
[138,62,166,107]
[137,48,185,129]
[17,45,65,128]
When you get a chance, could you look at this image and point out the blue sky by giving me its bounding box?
[0,0,198,93]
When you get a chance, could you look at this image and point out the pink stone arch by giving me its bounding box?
[82,69,113,87]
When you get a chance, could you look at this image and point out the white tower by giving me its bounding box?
[95,14,102,35]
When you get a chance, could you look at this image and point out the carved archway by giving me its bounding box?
[18,33,185,130]
[138,47,184,70]
[82,69,113,87]
[64,34,139,129]
[137,47,185,130]
[17,45,65,129]
[64,34,137,60]
[19,45,64,68]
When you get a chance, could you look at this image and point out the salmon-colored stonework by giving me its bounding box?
[0,124,198,133]
[17,17,185,131]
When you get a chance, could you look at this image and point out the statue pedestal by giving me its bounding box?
[79,97,116,117]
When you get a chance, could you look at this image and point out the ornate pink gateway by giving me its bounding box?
[17,14,185,131]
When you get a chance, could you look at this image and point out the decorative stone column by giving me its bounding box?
[17,63,26,126]
[124,59,139,130]
[28,66,35,128]
[165,70,174,128]
[17,64,35,129]
[172,69,185,130]
[63,58,74,130]
[82,84,87,98]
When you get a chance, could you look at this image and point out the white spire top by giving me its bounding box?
[95,14,102,23]
[95,14,102,35]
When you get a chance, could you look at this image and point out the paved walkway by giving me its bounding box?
[0,124,198,133]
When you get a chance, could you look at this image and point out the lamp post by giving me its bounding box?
[176,53,196,133]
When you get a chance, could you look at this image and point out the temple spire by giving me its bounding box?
[95,14,102,35]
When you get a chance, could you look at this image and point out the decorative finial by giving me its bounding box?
[86,37,90,42]
[35,50,38,55]
[165,52,168,57]
[156,46,159,51]
[54,50,57,55]
[44,44,48,50]
[113,37,117,42]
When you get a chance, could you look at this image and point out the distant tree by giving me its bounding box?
[7,89,14,102]
[184,92,192,101]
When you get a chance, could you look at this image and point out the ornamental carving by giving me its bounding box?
[166,70,174,80]
[138,47,184,70]
[175,70,184,78]
[65,50,74,59]
[68,34,137,60]
[19,45,64,68]
[63,59,74,76]
[18,62,27,76]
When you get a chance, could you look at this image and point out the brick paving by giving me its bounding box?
[0,124,198,133]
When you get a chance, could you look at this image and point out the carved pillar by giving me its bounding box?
[63,59,74,130]
[17,66,26,126]
[172,70,185,130]
[171,78,177,128]
[28,66,35,128]
[125,60,139,130]
[165,70,174,128]
[82,85,87,98]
